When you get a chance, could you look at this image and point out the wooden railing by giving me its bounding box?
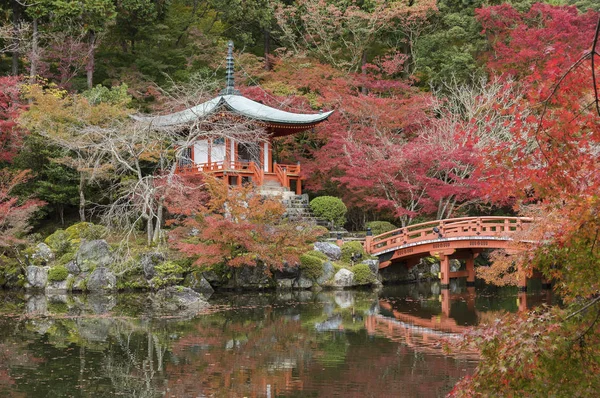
[274,163,301,189]
[366,216,533,255]
[249,161,264,186]
[176,160,264,185]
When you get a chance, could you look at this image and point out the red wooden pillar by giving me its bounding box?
[440,255,450,289]
[364,228,373,254]
[441,289,450,317]
[296,178,301,194]
[466,255,475,287]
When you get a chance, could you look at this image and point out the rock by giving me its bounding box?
[45,278,69,294]
[140,252,165,280]
[183,272,215,296]
[273,262,300,280]
[65,260,80,275]
[332,268,354,288]
[26,266,48,289]
[234,265,272,289]
[313,242,342,261]
[293,275,313,289]
[71,275,87,291]
[316,261,335,285]
[276,279,293,290]
[362,259,379,276]
[76,240,113,272]
[430,262,440,275]
[334,291,354,308]
[32,243,54,264]
[202,270,224,286]
[153,287,209,313]
[87,267,116,291]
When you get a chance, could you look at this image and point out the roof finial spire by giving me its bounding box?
[221,40,240,95]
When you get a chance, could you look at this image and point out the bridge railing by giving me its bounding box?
[367,216,533,254]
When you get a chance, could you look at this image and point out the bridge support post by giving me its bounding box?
[441,289,450,317]
[364,228,373,254]
[518,264,527,292]
[440,255,450,289]
[466,256,475,287]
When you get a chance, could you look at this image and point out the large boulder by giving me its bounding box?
[87,267,116,291]
[316,261,335,285]
[273,262,301,280]
[183,272,215,296]
[234,265,272,289]
[140,252,165,280]
[26,266,48,289]
[292,275,313,290]
[76,240,113,272]
[332,268,354,288]
[313,242,342,261]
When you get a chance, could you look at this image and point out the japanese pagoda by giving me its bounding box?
[133,41,333,195]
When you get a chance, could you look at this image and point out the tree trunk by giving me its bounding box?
[11,0,20,76]
[79,172,86,222]
[146,213,154,246]
[59,205,65,225]
[87,30,96,89]
[264,29,271,71]
[29,18,39,82]
[152,197,165,244]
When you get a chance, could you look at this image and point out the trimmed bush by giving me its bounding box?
[300,253,324,280]
[309,196,347,227]
[352,263,376,285]
[48,265,69,282]
[366,221,397,236]
[341,241,366,264]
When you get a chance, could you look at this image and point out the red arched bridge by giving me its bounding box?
[364,217,534,289]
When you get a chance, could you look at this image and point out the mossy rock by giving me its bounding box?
[48,265,69,282]
[304,250,328,261]
[352,263,376,285]
[65,222,106,242]
[44,230,73,258]
[340,241,366,264]
[299,253,324,281]
[151,261,185,289]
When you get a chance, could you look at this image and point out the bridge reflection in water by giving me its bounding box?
[366,283,553,358]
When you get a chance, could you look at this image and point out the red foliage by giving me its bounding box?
[0,77,28,164]
[0,169,43,251]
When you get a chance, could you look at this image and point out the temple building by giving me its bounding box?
[133,41,333,195]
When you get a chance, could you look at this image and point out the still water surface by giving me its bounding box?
[0,281,552,397]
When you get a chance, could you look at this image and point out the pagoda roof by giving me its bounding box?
[131,94,333,127]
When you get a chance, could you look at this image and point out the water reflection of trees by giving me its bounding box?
[0,285,551,397]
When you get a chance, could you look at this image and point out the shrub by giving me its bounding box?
[309,196,347,227]
[48,265,69,282]
[57,252,75,266]
[151,261,185,289]
[304,250,328,261]
[44,229,73,257]
[352,263,376,285]
[366,221,397,236]
[341,241,366,264]
[300,253,324,280]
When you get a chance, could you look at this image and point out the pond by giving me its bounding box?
[0,281,553,397]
